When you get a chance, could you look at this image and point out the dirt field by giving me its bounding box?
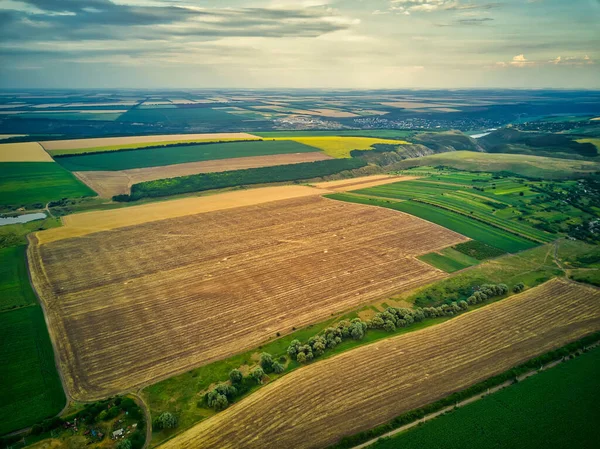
[313,175,420,192]
[35,186,329,244]
[73,152,332,197]
[28,195,466,400]
[40,133,260,151]
[0,142,54,162]
[161,279,600,449]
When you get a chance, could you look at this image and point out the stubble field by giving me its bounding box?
[161,279,600,449]
[28,195,467,400]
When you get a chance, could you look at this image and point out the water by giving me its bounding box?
[0,212,47,226]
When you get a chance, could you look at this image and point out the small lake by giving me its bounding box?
[0,212,47,226]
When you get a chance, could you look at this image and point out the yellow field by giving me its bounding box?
[0,142,54,162]
[577,138,600,151]
[271,136,409,158]
[40,133,261,154]
[161,279,600,449]
[35,185,330,244]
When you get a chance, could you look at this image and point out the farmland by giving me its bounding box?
[371,345,600,449]
[121,158,366,201]
[417,247,479,273]
[28,195,467,400]
[73,152,332,197]
[160,279,600,449]
[0,162,96,209]
[55,140,318,171]
[40,132,260,153]
[0,306,66,435]
[0,142,53,162]
[0,245,37,310]
[0,241,65,435]
[326,192,536,253]
[255,130,415,139]
[394,151,600,179]
[269,136,409,158]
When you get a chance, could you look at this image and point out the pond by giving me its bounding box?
[0,212,47,227]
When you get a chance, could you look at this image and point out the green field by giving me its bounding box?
[0,162,96,208]
[325,193,536,253]
[352,179,554,244]
[118,107,245,124]
[452,240,507,260]
[418,247,479,273]
[370,346,600,449]
[55,140,318,171]
[0,305,66,435]
[255,130,414,139]
[0,246,37,311]
[14,111,123,121]
[395,151,600,179]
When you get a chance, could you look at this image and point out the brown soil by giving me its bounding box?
[160,279,600,449]
[28,195,466,400]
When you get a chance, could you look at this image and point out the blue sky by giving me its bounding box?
[0,0,598,88]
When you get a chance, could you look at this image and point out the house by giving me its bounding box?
[112,429,124,439]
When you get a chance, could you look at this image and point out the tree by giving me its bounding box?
[155,412,178,430]
[229,368,243,385]
[272,362,285,374]
[208,393,228,411]
[250,366,264,384]
[260,353,274,373]
[513,282,525,293]
[296,352,307,364]
[287,340,301,360]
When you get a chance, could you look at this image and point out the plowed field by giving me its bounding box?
[28,195,466,400]
[161,279,600,449]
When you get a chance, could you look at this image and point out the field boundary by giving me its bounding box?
[350,340,600,449]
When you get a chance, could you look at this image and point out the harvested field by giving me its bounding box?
[74,152,332,197]
[161,279,600,449]
[40,133,260,151]
[313,175,420,192]
[28,195,467,400]
[0,142,53,162]
[35,185,326,244]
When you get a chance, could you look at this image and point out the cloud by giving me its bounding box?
[389,0,501,14]
[1,1,356,45]
[456,17,493,25]
[490,54,595,69]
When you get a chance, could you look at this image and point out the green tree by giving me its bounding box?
[250,366,265,384]
[260,352,274,373]
[272,362,285,374]
[155,412,178,430]
[229,368,243,385]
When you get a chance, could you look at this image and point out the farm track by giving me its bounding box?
[28,195,466,400]
[160,278,600,449]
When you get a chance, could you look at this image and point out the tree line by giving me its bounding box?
[113,159,367,202]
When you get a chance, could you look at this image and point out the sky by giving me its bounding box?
[0,0,599,89]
